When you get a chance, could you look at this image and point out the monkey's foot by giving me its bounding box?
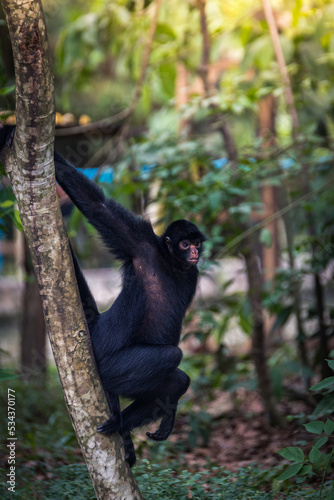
[97,415,121,435]
[146,411,176,442]
[121,431,136,468]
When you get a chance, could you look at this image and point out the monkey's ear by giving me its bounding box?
[165,236,172,253]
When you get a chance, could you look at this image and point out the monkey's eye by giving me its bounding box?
[194,241,201,249]
[179,240,190,250]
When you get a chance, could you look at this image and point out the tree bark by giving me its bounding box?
[0,0,142,497]
[243,236,284,427]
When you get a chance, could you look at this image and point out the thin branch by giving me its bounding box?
[262,0,299,137]
[56,0,161,137]
[221,174,334,256]
[196,0,210,93]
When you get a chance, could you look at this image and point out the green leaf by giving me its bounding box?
[270,306,293,333]
[238,315,252,335]
[259,228,272,247]
[312,394,334,417]
[208,192,222,212]
[159,64,176,98]
[277,463,304,481]
[0,199,14,208]
[0,84,15,96]
[246,35,274,70]
[326,359,334,371]
[310,376,334,391]
[13,209,23,232]
[304,421,325,434]
[314,436,328,449]
[155,23,177,42]
[309,446,322,465]
[0,369,19,380]
[277,447,305,462]
[229,203,252,216]
[299,464,313,475]
[324,418,334,434]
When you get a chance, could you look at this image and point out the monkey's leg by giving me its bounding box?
[97,345,182,435]
[146,368,190,441]
[120,368,190,441]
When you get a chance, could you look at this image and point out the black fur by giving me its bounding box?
[0,124,15,150]
[0,125,206,467]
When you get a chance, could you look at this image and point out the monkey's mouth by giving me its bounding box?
[188,258,198,264]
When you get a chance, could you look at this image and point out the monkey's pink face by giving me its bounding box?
[178,240,202,265]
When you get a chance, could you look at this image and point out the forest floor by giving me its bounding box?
[1,374,333,499]
[137,388,317,473]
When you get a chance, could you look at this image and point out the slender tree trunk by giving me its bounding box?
[243,237,284,427]
[277,189,310,385]
[196,0,238,161]
[261,0,299,137]
[220,122,238,162]
[0,0,142,497]
[257,93,310,383]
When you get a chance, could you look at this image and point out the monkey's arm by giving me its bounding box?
[55,152,155,260]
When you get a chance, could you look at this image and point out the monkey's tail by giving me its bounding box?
[69,242,99,325]
[0,124,15,151]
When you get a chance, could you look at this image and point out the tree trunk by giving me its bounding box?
[243,236,284,427]
[0,0,142,497]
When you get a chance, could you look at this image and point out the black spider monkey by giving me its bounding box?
[0,124,206,466]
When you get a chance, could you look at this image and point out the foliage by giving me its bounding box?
[310,359,334,418]
[42,0,334,137]
[276,361,334,497]
[107,132,334,343]
[2,366,334,499]
[0,368,19,380]
[135,461,273,499]
[277,419,334,486]
[39,464,96,500]
[0,198,22,232]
